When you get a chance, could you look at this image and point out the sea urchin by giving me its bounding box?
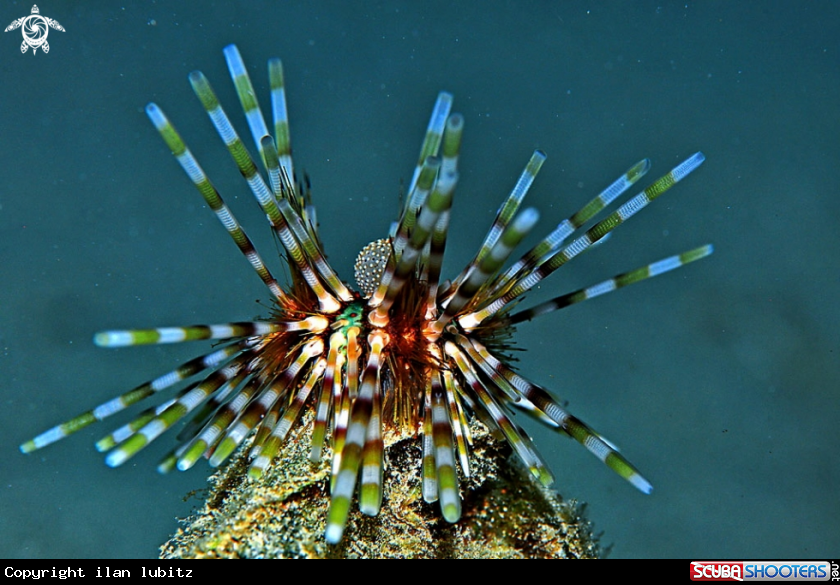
[21,44,712,545]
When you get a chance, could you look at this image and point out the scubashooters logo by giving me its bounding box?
[4,5,65,54]
[691,561,833,581]
[692,563,745,581]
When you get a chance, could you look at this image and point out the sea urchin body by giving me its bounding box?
[21,44,712,545]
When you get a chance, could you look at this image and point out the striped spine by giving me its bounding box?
[509,245,714,324]
[430,370,461,522]
[369,158,459,327]
[425,113,464,319]
[189,70,343,313]
[224,45,271,160]
[482,158,651,304]
[105,361,246,467]
[249,357,327,478]
[268,57,294,183]
[19,342,246,453]
[460,153,706,329]
[429,207,539,338]
[407,92,452,202]
[93,319,327,348]
[209,339,323,467]
[445,341,554,487]
[325,331,388,544]
[310,331,345,463]
[446,150,546,295]
[145,103,287,302]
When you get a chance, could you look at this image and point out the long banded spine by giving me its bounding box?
[223,44,271,160]
[482,158,651,304]
[359,364,384,517]
[268,57,294,183]
[445,341,554,488]
[430,370,461,522]
[369,159,459,327]
[421,379,437,503]
[443,370,472,478]
[19,342,246,453]
[330,326,362,486]
[509,245,713,324]
[209,338,324,467]
[145,103,287,302]
[425,113,464,318]
[249,357,328,478]
[460,335,651,491]
[104,360,247,467]
[368,156,440,312]
[326,331,389,545]
[189,71,343,313]
[172,369,253,471]
[93,319,326,348]
[406,92,452,202]
[446,150,546,295]
[461,153,706,328]
[310,331,345,463]
[429,207,539,338]
[95,397,180,455]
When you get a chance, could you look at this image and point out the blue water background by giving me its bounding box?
[1,0,838,558]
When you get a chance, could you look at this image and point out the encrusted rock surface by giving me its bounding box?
[160,421,599,559]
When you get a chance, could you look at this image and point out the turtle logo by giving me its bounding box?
[4,5,65,55]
